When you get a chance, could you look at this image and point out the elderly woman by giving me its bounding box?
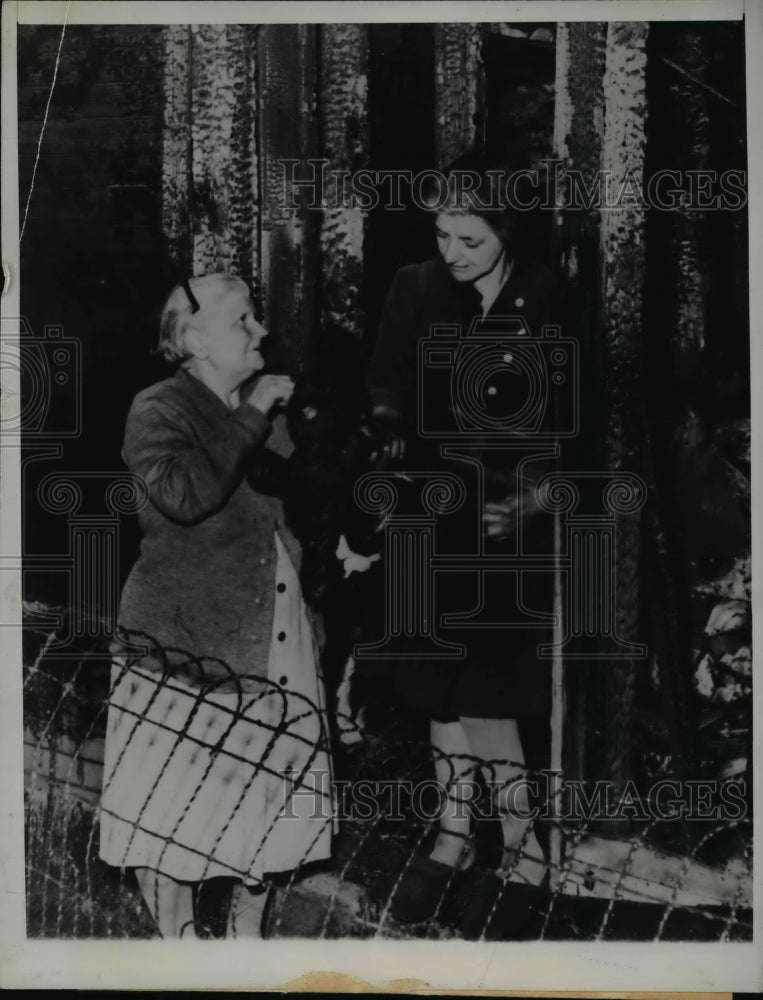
[366,149,561,935]
[99,274,333,939]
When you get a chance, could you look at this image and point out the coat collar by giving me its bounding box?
[173,365,232,418]
[432,255,535,319]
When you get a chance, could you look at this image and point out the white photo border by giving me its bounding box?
[1,0,760,991]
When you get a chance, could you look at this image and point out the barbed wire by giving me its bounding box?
[23,627,752,941]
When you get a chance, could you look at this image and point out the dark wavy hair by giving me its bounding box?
[418,146,538,258]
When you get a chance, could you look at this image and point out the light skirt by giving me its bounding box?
[98,533,334,883]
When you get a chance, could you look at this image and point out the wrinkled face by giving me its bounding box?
[196,282,267,383]
[435,212,506,283]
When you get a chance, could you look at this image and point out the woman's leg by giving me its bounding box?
[193,877,237,938]
[429,719,477,869]
[227,882,271,938]
[134,868,197,938]
[389,719,477,923]
[459,717,545,882]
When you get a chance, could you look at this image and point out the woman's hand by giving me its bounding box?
[483,488,542,540]
[246,374,295,416]
[374,433,406,466]
[367,404,406,466]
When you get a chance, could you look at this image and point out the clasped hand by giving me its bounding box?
[244,374,295,415]
[483,487,542,540]
[367,404,406,467]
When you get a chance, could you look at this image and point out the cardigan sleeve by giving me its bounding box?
[123,393,270,525]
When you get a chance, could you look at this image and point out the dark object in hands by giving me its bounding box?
[367,403,406,466]
[283,390,381,610]
[244,447,290,498]
[243,388,381,612]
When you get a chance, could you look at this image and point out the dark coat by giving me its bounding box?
[116,366,304,681]
[368,256,560,428]
[363,256,563,719]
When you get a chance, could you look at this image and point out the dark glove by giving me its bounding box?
[364,405,406,468]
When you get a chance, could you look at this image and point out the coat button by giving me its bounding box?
[515,297,525,307]
[277,631,286,641]
[277,582,286,593]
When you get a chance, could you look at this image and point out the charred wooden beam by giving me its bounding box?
[599,21,649,794]
[161,25,258,281]
[189,24,258,278]
[161,25,192,272]
[554,22,649,806]
[433,23,485,167]
[665,28,713,383]
[642,25,721,783]
[554,22,607,297]
[553,22,608,792]
[318,24,369,338]
[258,24,320,376]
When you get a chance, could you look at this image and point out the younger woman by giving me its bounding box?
[367,150,561,934]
